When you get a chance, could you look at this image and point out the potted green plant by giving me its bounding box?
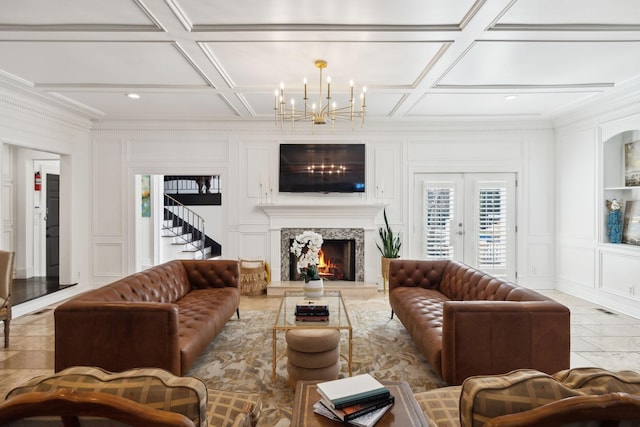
[376,208,401,292]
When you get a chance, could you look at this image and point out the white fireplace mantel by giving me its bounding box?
[259,203,386,283]
[258,203,385,229]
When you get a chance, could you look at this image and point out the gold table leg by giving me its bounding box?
[272,328,277,382]
[348,328,353,376]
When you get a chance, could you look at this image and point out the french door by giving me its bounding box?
[414,173,516,280]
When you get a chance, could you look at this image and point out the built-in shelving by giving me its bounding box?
[604,186,640,191]
[602,130,640,245]
[601,130,640,301]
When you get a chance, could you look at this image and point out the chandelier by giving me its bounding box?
[274,59,366,131]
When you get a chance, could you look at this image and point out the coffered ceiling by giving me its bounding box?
[1,0,639,123]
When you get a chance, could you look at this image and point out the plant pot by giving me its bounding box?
[381,256,398,293]
[303,279,323,298]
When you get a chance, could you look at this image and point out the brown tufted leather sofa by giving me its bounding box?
[55,259,240,376]
[389,259,570,385]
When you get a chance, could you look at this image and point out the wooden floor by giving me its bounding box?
[11,276,76,305]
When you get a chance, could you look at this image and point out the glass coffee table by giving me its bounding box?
[272,290,353,382]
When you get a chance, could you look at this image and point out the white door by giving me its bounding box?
[414,173,516,280]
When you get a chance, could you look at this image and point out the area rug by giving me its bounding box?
[187,308,445,427]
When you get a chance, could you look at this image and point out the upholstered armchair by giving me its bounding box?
[0,249,15,348]
[0,366,261,427]
[415,367,640,427]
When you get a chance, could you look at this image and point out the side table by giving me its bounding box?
[291,380,429,426]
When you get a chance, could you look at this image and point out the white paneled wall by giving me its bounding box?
[556,101,640,318]
[88,123,556,290]
[92,139,125,286]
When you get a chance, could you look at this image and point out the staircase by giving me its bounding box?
[161,194,221,261]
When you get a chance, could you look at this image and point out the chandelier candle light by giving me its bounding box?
[275,59,366,132]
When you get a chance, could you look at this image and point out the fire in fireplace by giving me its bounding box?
[289,239,356,281]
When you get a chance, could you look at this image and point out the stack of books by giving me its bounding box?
[313,374,394,427]
[295,299,329,321]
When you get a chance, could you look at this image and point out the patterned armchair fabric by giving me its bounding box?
[461,368,640,427]
[2,367,261,427]
[0,250,15,348]
[415,368,640,427]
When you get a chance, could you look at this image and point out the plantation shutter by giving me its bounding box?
[477,186,508,269]
[424,183,455,259]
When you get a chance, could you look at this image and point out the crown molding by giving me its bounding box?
[0,87,92,132]
[90,118,553,136]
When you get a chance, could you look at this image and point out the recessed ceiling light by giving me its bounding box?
[126,93,140,99]
[504,95,518,101]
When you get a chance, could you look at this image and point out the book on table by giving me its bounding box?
[295,299,329,317]
[295,298,328,310]
[318,394,395,421]
[313,399,394,427]
[295,314,329,322]
[316,373,390,409]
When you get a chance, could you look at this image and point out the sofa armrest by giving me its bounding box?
[55,301,181,375]
[441,300,570,385]
[485,392,640,427]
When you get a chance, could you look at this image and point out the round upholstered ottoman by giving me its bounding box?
[286,329,341,388]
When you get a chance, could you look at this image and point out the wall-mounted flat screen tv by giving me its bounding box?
[279,143,365,193]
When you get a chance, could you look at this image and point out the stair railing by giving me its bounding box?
[164,194,206,259]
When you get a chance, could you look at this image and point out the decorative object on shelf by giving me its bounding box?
[607,199,624,244]
[376,208,401,293]
[625,141,640,187]
[623,200,640,245]
[290,230,324,297]
[275,59,366,132]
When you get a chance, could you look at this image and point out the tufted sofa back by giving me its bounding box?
[76,260,192,304]
[181,259,240,290]
[74,259,240,304]
[390,259,548,302]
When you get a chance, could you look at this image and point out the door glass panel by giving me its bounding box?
[477,186,508,269]
[424,185,455,259]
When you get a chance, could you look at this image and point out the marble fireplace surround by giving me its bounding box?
[280,227,364,281]
[260,204,385,283]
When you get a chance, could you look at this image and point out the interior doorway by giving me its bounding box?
[45,173,60,277]
[1,143,77,306]
[10,153,65,304]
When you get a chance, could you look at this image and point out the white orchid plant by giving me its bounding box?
[290,230,323,283]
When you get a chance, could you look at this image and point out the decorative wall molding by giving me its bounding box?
[90,119,554,135]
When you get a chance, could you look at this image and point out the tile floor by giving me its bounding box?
[0,290,639,397]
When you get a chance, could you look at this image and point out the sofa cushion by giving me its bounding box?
[6,366,208,427]
[460,368,640,427]
[389,286,447,376]
[177,286,241,374]
[414,386,461,427]
[206,388,261,427]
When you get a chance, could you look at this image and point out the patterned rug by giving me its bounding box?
[187,307,445,426]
